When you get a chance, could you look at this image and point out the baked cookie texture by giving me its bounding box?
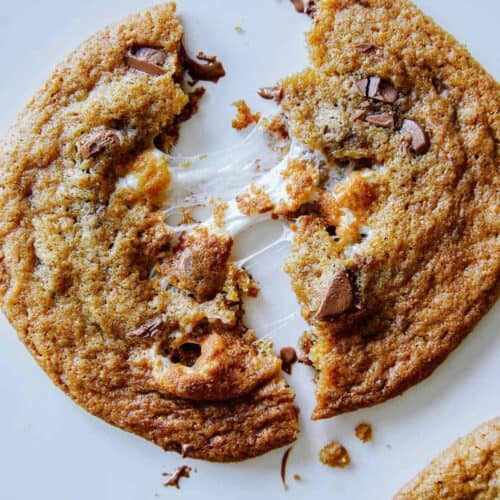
[0,3,298,462]
[395,418,500,499]
[281,0,500,418]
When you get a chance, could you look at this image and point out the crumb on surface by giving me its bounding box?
[232,100,261,130]
[234,25,245,33]
[293,473,302,481]
[319,441,350,468]
[355,422,373,443]
[162,465,192,489]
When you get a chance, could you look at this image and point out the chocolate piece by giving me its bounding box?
[352,109,367,122]
[401,119,430,154]
[163,465,192,489]
[258,85,283,102]
[290,0,316,16]
[281,446,293,490]
[80,129,121,159]
[356,76,398,103]
[280,347,298,375]
[182,46,226,84]
[355,422,373,442]
[364,112,395,129]
[316,269,353,319]
[290,0,303,12]
[356,44,376,53]
[127,316,164,338]
[125,46,167,75]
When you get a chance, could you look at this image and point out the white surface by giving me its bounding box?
[0,1,499,499]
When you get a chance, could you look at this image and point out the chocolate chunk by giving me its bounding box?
[352,109,367,122]
[316,269,353,319]
[401,119,430,154]
[125,46,167,75]
[290,0,305,12]
[290,0,316,16]
[80,129,121,159]
[127,316,164,338]
[356,44,376,53]
[257,85,283,102]
[364,112,395,129]
[356,76,398,103]
[182,46,226,84]
[280,347,298,375]
[163,465,192,489]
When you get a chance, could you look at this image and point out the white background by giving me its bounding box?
[0,1,498,499]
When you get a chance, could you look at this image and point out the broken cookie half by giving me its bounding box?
[0,3,298,463]
[281,0,499,419]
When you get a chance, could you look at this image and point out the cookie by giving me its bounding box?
[0,3,298,462]
[395,418,500,499]
[281,0,500,418]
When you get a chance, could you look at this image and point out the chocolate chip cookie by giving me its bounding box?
[281,0,499,418]
[395,418,500,499]
[0,3,298,462]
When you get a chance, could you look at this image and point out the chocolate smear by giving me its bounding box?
[281,446,293,490]
[127,316,164,339]
[280,347,298,375]
[163,465,192,489]
[401,119,430,154]
[80,129,121,159]
[125,46,167,75]
[364,112,395,129]
[316,269,353,319]
[182,46,226,84]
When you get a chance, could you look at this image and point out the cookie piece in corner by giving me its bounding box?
[395,418,500,499]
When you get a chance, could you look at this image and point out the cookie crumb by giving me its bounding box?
[293,474,302,481]
[232,100,261,130]
[319,441,350,468]
[355,423,373,442]
[162,465,192,489]
[234,25,245,34]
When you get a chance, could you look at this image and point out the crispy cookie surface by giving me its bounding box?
[281,0,500,418]
[0,3,298,462]
[395,418,500,499]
